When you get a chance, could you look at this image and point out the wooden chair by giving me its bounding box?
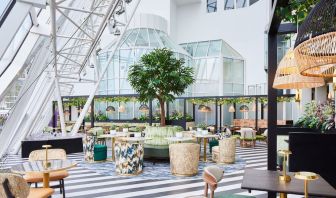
[239,129,256,148]
[202,166,256,198]
[24,149,68,198]
[0,173,54,198]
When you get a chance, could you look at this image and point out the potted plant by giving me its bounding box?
[128,48,194,126]
[110,124,117,134]
[197,122,208,135]
[122,124,129,132]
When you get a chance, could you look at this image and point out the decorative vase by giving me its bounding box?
[176,132,183,138]
[110,130,116,135]
[134,132,141,138]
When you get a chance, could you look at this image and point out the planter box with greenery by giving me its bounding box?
[295,101,335,133]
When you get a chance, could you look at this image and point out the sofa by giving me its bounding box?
[144,126,183,159]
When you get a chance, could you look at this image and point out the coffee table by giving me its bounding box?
[11,159,77,188]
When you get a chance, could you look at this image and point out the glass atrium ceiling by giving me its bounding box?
[180,40,244,59]
[97,27,192,95]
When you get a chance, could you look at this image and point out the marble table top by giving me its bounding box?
[11,159,77,174]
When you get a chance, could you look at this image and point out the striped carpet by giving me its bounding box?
[0,143,273,198]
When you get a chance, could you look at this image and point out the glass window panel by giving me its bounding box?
[157,31,176,49]
[223,58,233,82]
[135,28,149,46]
[0,14,32,75]
[185,43,197,56]
[236,0,247,8]
[195,41,209,57]
[232,60,244,83]
[224,0,235,10]
[121,29,138,48]
[0,0,11,18]
[250,0,259,6]
[207,0,217,13]
[233,84,244,94]
[208,40,222,56]
[148,29,161,48]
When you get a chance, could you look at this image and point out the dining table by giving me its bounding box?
[11,159,77,188]
[193,133,218,162]
[241,169,336,198]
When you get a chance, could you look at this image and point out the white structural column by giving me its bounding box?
[50,0,66,136]
[71,0,142,135]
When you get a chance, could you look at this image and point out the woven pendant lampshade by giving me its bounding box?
[239,105,249,112]
[139,104,149,112]
[294,0,336,77]
[273,49,325,89]
[228,105,235,113]
[118,105,126,112]
[106,106,115,112]
[198,105,211,112]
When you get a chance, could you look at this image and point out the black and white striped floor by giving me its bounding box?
[0,143,302,198]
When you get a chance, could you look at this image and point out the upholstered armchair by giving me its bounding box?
[0,173,54,198]
[239,128,256,147]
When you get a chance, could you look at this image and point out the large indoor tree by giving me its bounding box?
[128,48,194,126]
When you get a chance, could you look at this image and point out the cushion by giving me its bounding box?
[204,166,223,182]
[24,170,69,183]
[28,188,54,198]
[256,135,266,140]
[2,179,14,198]
[240,138,256,141]
[217,195,256,198]
[263,129,268,136]
[94,144,107,151]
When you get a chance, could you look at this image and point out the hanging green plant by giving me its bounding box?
[95,96,139,103]
[188,98,216,105]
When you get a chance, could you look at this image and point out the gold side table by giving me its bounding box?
[295,171,319,198]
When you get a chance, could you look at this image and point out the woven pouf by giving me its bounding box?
[219,138,236,164]
[169,143,200,176]
[212,146,219,162]
[114,141,144,175]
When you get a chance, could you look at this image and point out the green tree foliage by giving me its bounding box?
[128,48,195,126]
[277,0,319,24]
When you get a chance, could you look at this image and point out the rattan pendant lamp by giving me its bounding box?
[273,49,325,89]
[294,0,336,77]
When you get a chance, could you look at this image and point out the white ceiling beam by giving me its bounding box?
[57,5,105,17]
[56,8,94,40]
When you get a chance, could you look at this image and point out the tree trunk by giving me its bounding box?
[158,98,166,126]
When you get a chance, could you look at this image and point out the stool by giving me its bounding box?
[209,139,219,153]
[212,146,219,162]
[115,141,144,175]
[94,144,107,161]
[169,143,200,176]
